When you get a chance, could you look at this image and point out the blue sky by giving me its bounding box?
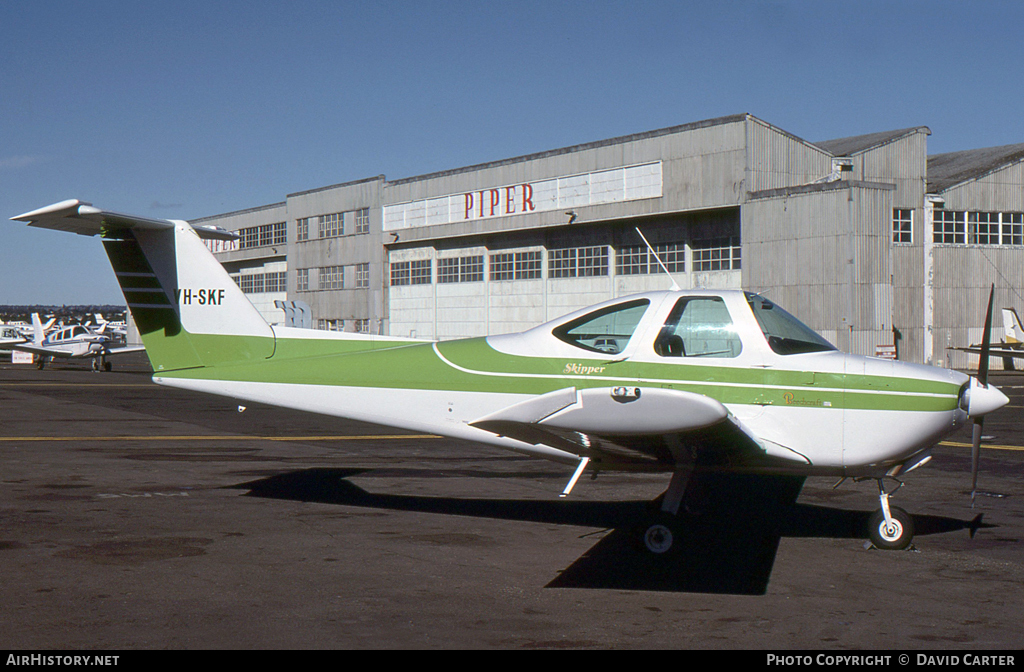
[3,0,1023,304]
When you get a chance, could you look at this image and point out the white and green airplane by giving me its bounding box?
[12,200,1010,553]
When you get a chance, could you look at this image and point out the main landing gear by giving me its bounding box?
[639,465,693,555]
[91,357,112,372]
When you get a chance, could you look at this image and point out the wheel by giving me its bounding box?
[35,356,45,370]
[643,523,674,554]
[103,361,112,372]
[639,512,680,555]
[867,506,914,550]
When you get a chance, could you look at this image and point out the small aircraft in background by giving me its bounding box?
[952,306,1024,370]
[13,312,144,371]
[92,312,127,339]
[0,324,27,351]
[10,200,1011,553]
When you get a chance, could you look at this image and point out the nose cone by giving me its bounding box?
[967,378,1010,417]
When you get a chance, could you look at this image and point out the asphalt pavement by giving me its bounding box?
[1,353,1021,649]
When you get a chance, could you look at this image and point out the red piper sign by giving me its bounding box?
[463,184,535,219]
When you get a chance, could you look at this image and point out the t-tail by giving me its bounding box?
[12,200,273,373]
[1001,307,1024,344]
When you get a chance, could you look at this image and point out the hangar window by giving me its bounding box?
[410,259,432,284]
[264,271,287,293]
[391,260,432,286]
[320,265,344,290]
[296,218,309,241]
[549,246,608,278]
[438,256,484,283]
[654,297,742,358]
[318,212,344,238]
[238,222,286,249]
[296,269,309,292]
[490,251,542,280]
[692,237,741,271]
[892,209,913,244]
[617,242,685,275]
[553,299,650,354]
[353,263,370,289]
[1002,213,1023,246]
[933,210,965,244]
[238,274,265,294]
[969,212,1000,245]
[355,208,370,234]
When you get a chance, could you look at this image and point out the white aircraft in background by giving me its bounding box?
[0,324,27,351]
[13,313,144,371]
[10,200,1012,554]
[952,306,1024,370]
[92,313,128,339]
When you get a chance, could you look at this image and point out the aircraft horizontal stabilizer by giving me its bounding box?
[12,199,237,241]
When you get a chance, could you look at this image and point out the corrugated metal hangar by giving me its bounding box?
[193,113,1024,367]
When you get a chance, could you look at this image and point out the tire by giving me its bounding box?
[640,513,679,555]
[868,506,914,550]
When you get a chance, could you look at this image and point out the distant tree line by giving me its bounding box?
[0,305,127,323]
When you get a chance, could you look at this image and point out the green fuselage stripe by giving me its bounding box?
[157,333,961,413]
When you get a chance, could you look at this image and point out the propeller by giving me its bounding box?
[970,284,995,506]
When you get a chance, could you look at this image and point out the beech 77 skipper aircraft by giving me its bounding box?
[12,200,1011,553]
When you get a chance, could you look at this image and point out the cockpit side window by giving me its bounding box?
[745,293,836,355]
[654,297,742,358]
[553,299,650,355]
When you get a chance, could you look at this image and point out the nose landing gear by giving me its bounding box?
[867,478,914,550]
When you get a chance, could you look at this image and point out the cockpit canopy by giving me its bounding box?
[547,290,835,359]
[552,299,650,355]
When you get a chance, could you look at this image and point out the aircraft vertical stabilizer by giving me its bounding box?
[1001,308,1023,344]
[12,200,274,372]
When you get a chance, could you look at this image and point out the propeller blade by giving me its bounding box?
[978,284,995,387]
[971,418,982,507]
[971,283,995,507]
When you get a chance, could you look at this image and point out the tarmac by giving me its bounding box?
[1,352,1022,649]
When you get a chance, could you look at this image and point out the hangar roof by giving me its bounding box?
[927,143,1024,193]
[814,127,929,157]
[386,114,751,187]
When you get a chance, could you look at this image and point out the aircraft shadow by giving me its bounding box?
[231,468,991,595]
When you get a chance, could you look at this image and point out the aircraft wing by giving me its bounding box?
[12,344,76,358]
[469,387,767,470]
[12,199,237,240]
[949,345,1024,359]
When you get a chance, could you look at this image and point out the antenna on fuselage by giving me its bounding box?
[635,227,680,291]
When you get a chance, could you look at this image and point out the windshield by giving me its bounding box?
[553,299,650,354]
[746,293,836,355]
